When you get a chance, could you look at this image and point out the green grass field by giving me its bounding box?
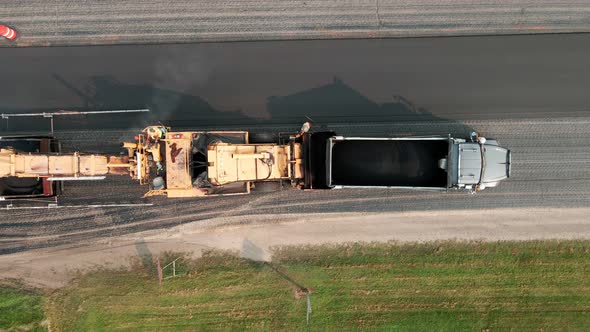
[43,241,590,331]
[0,285,46,331]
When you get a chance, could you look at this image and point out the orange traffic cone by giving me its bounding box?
[0,25,17,40]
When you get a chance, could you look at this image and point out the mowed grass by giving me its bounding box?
[0,285,46,331]
[46,241,590,331]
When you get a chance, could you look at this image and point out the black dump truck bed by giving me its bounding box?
[328,138,449,188]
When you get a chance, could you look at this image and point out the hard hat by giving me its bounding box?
[152,176,165,190]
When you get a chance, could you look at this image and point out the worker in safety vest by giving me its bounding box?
[146,126,167,144]
[144,126,168,172]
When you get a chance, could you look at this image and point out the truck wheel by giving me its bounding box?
[249,133,279,144]
[251,181,282,192]
[0,178,42,194]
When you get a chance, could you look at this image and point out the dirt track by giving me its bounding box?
[2,207,589,288]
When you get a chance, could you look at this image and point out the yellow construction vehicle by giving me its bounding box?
[0,124,309,199]
[132,126,306,198]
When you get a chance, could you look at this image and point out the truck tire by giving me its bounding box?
[249,133,279,144]
[0,178,42,195]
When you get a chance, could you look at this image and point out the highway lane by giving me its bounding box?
[4,0,590,47]
[1,34,590,253]
[0,33,589,132]
[2,116,590,254]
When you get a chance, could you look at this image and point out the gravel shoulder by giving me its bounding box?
[2,1,589,47]
[2,207,590,288]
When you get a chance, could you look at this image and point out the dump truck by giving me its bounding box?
[0,123,511,200]
[322,134,511,191]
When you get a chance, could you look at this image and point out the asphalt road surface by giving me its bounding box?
[1,33,589,254]
[1,33,589,126]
